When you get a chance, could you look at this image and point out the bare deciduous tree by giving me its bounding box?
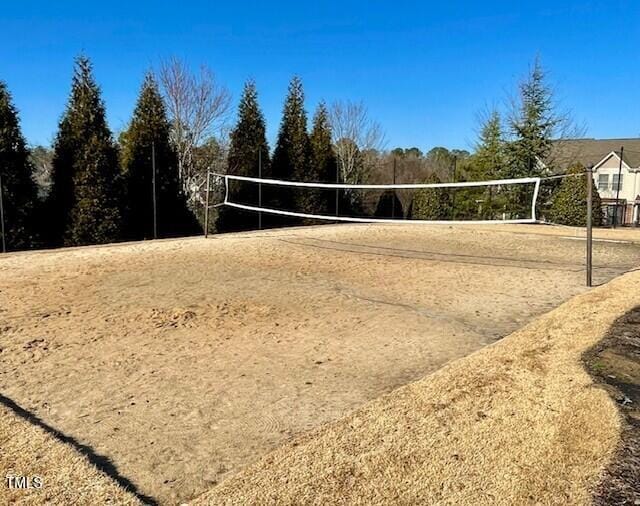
[329,100,386,185]
[158,57,231,201]
[29,144,54,199]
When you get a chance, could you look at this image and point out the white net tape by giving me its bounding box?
[212,173,542,225]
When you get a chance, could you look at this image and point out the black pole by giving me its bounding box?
[0,173,6,253]
[586,165,593,287]
[335,164,339,217]
[204,170,211,238]
[258,149,262,230]
[152,141,158,239]
[451,155,457,219]
[391,157,397,218]
[613,146,623,228]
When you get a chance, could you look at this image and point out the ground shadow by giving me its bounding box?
[0,394,158,506]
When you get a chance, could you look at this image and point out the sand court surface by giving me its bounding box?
[1,224,639,504]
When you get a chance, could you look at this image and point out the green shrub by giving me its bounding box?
[548,163,602,226]
[409,174,451,220]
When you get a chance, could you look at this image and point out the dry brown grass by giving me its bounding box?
[0,403,142,505]
[193,268,640,506]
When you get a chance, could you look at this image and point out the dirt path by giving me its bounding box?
[1,224,639,503]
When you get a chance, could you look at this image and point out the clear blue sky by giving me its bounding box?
[1,0,639,152]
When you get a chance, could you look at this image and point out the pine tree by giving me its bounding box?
[308,101,337,216]
[217,80,270,232]
[270,77,310,223]
[474,110,505,179]
[121,73,197,239]
[453,111,507,219]
[548,163,602,226]
[0,81,39,250]
[48,55,122,246]
[506,58,560,178]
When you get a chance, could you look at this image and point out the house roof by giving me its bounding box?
[547,138,640,171]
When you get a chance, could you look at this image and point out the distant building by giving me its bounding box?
[547,138,640,226]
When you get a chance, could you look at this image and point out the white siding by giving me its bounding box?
[592,153,639,202]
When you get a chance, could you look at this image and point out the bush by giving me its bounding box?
[409,174,451,220]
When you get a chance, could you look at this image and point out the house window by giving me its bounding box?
[612,173,623,192]
[598,174,609,191]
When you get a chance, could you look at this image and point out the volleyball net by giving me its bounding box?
[209,173,544,224]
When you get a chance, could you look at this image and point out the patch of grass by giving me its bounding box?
[590,360,607,372]
[0,403,143,505]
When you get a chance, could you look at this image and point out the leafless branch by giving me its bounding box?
[158,57,231,200]
[329,100,386,185]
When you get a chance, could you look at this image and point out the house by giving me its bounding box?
[547,138,640,226]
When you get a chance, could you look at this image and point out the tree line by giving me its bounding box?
[0,56,202,251]
[0,56,385,250]
[0,56,600,252]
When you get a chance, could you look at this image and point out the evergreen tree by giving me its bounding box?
[217,80,270,232]
[506,58,560,178]
[374,190,403,218]
[309,101,337,216]
[452,112,507,220]
[0,81,39,250]
[67,133,122,245]
[270,77,310,223]
[48,56,122,246]
[409,173,451,220]
[121,73,197,239]
[474,110,505,179]
[272,76,309,180]
[548,163,602,226]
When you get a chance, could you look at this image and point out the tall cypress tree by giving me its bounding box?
[270,76,310,223]
[48,55,122,246]
[272,76,309,181]
[121,73,196,239]
[66,133,122,245]
[0,81,39,250]
[217,80,270,232]
[309,101,337,216]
